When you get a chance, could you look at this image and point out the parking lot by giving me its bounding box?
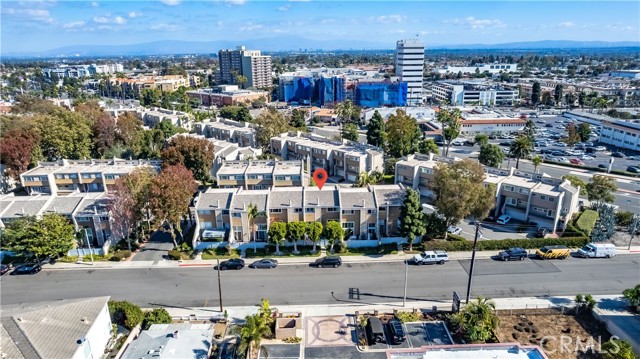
[360,318,453,351]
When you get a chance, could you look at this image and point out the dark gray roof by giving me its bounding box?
[268,187,304,208]
[75,194,110,215]
[196,189,235,210]
[303,186,340,207]
[373,185,405,207]
[339,188,376,208]
[43,196,84,215]
[230,191,268,212]
[0,197,49,219]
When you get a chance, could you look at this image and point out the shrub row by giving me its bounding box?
[576,210,598,236]
[109,300,144,330]
[421,237,589,252]
[167,250,182,260]
[109,250,132,262]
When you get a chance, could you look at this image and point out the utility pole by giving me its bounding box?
[465,223,482,304]
[216,258,223,312]
[84,228,95,266]
[403,252,409,307]
[629,215,639,250]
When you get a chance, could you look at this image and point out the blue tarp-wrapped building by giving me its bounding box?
[318,77,345,105]
[282,76,314,104]
[355,82,408,108]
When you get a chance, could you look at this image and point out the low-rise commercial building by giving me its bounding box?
[122,323,214,359]
[194,118,257,148]
[599,119,640,151]
[193,184,405,245]
[20,159,161,196]
[430,81,519,106]
[395,153,580,233]
[432,63,519,75]
[187,86,269,107]
[270,132,384,182]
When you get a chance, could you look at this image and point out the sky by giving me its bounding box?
[1,0,639,53]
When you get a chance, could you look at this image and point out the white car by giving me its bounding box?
[447,226,462,236]
[412,251,449,265]
[581,155,595,160]
[496,214,512,225]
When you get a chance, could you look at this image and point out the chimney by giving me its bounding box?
[216,200,220,208]
[317,197,320,206]
[289,198,292,206]
[173,331,179,339]
[362,199,365,208]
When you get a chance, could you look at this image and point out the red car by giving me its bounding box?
[570,158,584,165]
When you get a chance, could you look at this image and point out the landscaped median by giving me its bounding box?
[420,236,590,252]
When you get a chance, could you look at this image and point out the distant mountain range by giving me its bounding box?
[4,38,640,58]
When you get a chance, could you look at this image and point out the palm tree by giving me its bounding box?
[247,203,266,254]
[233,315,271,359]
[532,155,543,173]
[623,284,640,313]
[452,297,500,343]
[509,135,533,170]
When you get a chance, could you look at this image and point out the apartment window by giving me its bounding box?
[264,174,272,180]
[222,210,229,215]
[99,216,109,221]
[232,213,241,218]
[69,173,78,179]
[420,168,431,174]
[76,217,90,222]
[235,175,244,180]
[203,222,213,229]
[327,207,338,212]
[519,188,529,194]
[342,210,355,215]
[270,208,282,213]
[198,210,212,215]
[506,197,517,206]
[275,176,285,181]
[294,208,303,213]
[291,175,301,181]
[367,209,376,214]
[305,208,315,213]
[548,197,555,202]
[219,175,229,180]
[505,185,515,192]
[248,175,258,180]
[342,222,354,229]
[378,206,386,211]
[540,195,547,201]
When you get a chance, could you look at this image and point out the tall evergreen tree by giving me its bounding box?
[531,81,541,105]
[399,188,425,252]
[366,110,387,148]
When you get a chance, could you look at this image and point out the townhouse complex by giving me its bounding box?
[110,74,200,97]
[20,159,162,195]
[194,118,257,148]
[216,160,307,189]
[395,153,580,233]
[271,132,384,182]
[193,184,405,246]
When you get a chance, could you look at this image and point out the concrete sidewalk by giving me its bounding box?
[44,246,640,270]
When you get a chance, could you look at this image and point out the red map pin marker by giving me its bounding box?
[312,168,328,190]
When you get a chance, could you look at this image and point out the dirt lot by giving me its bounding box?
[496,309,611,359]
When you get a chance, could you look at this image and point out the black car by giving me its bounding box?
[11,263,42,275]
[627,166,640,174]
[248,258,278,269]
[218,258,245,270]
[0,264,10,275]
[612,152,626,158]
[497,248,528,261]
[499,141,512,146]
[536,227,549,238]
[389,320,406,344]
[598,164,608,169]
[312,256,342,268]
[545,124,554,128]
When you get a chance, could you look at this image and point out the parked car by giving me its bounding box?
[576,243,616,258]
[366,317,385,344]
[598,164,608,169]
[569,158,584,165]
[536,227,549,238]
[411,250,449,265]
[535,245,570,259]
[248,258,278,269]
[580,155,595,160]
[11,263,42,275]
[497,247,528,261]
[496,214,512,225]
[447,226,462,236]
[626,166,640,174]
[612,152,626,158]
[389,320,407,344]
[218,258,245,270]
[0,264,10,275]
[545,124,554,128]
[312,256,342,268]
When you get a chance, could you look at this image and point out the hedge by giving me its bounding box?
[109,301,144,330]
[143,308,172,330]
[576,210,598,236]
[109,250,132,262]
[167,250,181,260]
[421,237,589,252]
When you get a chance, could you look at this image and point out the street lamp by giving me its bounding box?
[83,228,94,266]
[465,222,482,304]
[402,249,409,307]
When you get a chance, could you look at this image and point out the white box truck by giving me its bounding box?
[576,243,616,258]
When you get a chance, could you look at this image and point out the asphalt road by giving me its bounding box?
[2,255,638,308]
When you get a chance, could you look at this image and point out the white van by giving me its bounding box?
[576,243,616,258]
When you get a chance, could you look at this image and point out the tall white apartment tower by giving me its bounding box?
[395,39,425,106]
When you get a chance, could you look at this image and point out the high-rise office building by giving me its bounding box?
[218,46,272,89]
[395,39,425,106]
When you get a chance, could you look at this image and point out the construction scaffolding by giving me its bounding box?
[355,82,408,108]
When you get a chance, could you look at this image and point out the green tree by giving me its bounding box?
[474,134,489,147]
[430,160,495,239]
[286,221,306,254]
[386,109,421,158]
[577,123,591,142]
[3,214,76,260]
[586,175,617,203]
[418,138,439,155]
[235,74,248,89]
[366,110,387,148]
[141,88,160,106]
[109,301,144,330]
[323,221,344,253]
[523,119,536,142]
[509,135,533,169]
[234,314,271,359]
[268,222,287,255]
[37,111,93,161]
[423,212,448,239]
[563,123,581,147]
[255,107,291,152]
[143,308,172,330]
[452,297,500,343]
[354,171,382,187]
[108,178,136,251]
[247,203,266,253]
[554,84,563,104]
[622,284,640,312]
[257,298,274,327]
[341,122,359,142]
[578,91,587,109]
[335,99,361,123]
[399,188,425,251]
[161,135,215,183]
[306,222,323,253]
[531,81,541,105]
[601,338,637,359]
[155,119,186,139]
[150,165,197,248]
[541,91,554,106]
[478,144,505,168]
[565,92,576,108]
[121,167,155,240]
[531,155,543,173]
[437,108,462,157]
[289,109,306,129]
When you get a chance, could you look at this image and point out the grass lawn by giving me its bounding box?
[576,210,598,236]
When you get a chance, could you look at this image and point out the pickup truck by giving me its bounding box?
[411,251,449,265]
